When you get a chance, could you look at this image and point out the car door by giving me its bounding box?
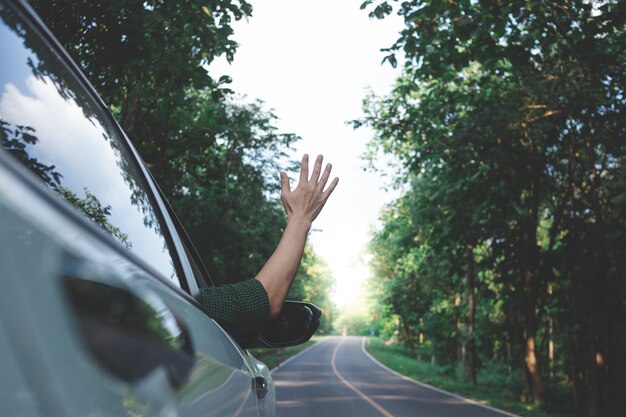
[0,1,267,416]
[0,151,263,417]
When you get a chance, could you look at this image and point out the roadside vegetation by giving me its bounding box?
[250,339,318,370]
[29,1,336,332]
[29,2,624,416]
[368,337,581,417]
[357,2,625,417]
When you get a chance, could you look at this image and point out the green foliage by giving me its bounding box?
[29,2,335,318]
[334,310,373,336]
[30,0,249,108]
[359,0,625,415]
[368,337,582,417]
[29,1,267,280]
[0,121,131,246]
[55,186,131,247]
[163,92,298,283]
[249,339,317,369]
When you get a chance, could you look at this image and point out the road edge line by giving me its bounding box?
[269,337,328,374]
[360,337,522,417]
[332,337,394,417]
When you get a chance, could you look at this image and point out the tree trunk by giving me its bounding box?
[458,318,465,365]
[401,321,416,357]
[588,270,610,417]
[564,315,582,407]
[520,142,544,404]
[548,316,555,381]
[418,319,424,361]
[522,239,544,404]
[522,358,532,402]
[523,327,544,404]
[466,244,478,385]
[417,330,423,361]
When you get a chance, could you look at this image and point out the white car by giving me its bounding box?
[0,1,319,416]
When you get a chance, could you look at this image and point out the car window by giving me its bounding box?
[0,4,180,285]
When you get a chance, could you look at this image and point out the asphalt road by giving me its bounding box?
[272,336,519,417]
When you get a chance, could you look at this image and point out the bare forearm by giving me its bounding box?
[255,154,338,319]
[255,216,310,318]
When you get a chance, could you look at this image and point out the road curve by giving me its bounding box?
[272,336,519,417]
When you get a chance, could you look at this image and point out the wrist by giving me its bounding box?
[287,214,312,231]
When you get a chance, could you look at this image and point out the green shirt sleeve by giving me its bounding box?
[199,279,270,333]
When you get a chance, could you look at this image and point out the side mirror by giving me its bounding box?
[239,301,321,349]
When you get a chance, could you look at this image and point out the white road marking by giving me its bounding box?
[360,337,522,417]
[331,337,395,417]
[270,337,330,374]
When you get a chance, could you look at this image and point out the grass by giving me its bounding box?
[249,338,318,369]
[367,337,582,417]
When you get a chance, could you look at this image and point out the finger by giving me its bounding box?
[280,171,291,193]
[322,177,339,199]
[318,163,332,190]
[299,154,309,184]
[311,154,323,183]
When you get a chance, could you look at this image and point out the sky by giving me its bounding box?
[210,0,404,308]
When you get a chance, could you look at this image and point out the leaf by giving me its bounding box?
[218,75,233,85]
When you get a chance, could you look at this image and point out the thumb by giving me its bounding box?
[280,172,291,194]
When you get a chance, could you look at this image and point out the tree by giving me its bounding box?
[29,1,312,287]
[359,0,625,414]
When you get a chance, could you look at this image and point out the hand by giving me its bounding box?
[280,154,339,226]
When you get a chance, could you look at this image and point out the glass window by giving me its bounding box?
[0,4,179,284]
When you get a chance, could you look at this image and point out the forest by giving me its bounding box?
[356,1,625,417]
[29,1,624,417]
[28,0,337,332]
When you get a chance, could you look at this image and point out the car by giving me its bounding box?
[0,1,319,416]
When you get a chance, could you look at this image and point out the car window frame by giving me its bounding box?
[148,172,215,289]
[7,0,200,296]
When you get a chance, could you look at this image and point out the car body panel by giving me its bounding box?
[0,148,273,417]
[0,1,275,416]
